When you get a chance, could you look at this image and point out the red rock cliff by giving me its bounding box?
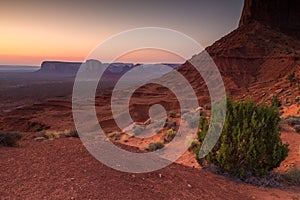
[239,0,300,39]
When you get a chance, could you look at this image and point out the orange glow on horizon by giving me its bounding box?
[1,48,186,66]
[0,54,86,66]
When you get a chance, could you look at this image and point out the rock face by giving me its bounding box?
[239,0,300,39]
[88,0,300,129]
[137,0,300,108]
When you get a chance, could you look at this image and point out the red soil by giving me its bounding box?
[1,138,299,199]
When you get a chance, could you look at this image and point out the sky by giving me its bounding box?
[0,0,244,66]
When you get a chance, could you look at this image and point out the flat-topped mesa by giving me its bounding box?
[38,60,180,76]
[39,61,82,74]
[239,0,300,39]
[39,60,136,74]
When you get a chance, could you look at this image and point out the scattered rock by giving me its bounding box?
[284,102,292,106]
[34,137,46,142]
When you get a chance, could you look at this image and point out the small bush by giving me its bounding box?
[0,131,22,147]
[188,139,200,152]
[65,130,79,138]
[282,167,300,186]
[197,98,289,179]
[108,131,122,140]
[148,142,164,151]
[164,129,176,143]
[169,112,176,118]
[28,122,36,127]
[41,129,79,139]
[271,96,282,107]
[287,72,295,82]
[34,125,44,132]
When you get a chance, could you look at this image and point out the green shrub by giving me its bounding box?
[65,129,79,138]
[28,121,36,127]
[34,125,44,132]
[188,139,200,152]
[164,129,176,143]
[148,142,164,151]
[271,96,282,107]
[41,129,79,139]
[0,131,22,147]
[287,72,295,82]
[196,98,289,178]
[169,112,176,118]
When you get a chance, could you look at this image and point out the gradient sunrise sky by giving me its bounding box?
[0,0,243,66]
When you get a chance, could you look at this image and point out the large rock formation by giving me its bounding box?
[130,0,300,109]
[37,60,180,81]
[176,0,300,104]
[39,61,81,75]
[239,0,300,39]
[96,0,300,129]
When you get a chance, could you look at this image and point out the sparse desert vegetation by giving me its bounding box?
[287,72,295,82]
[147,142,164,151]
[37,129,79,140]
[188,139,200,152]
[163,128,176,143]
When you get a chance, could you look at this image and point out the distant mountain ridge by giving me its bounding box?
[37,60,181,76]
[0,65,39,72]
